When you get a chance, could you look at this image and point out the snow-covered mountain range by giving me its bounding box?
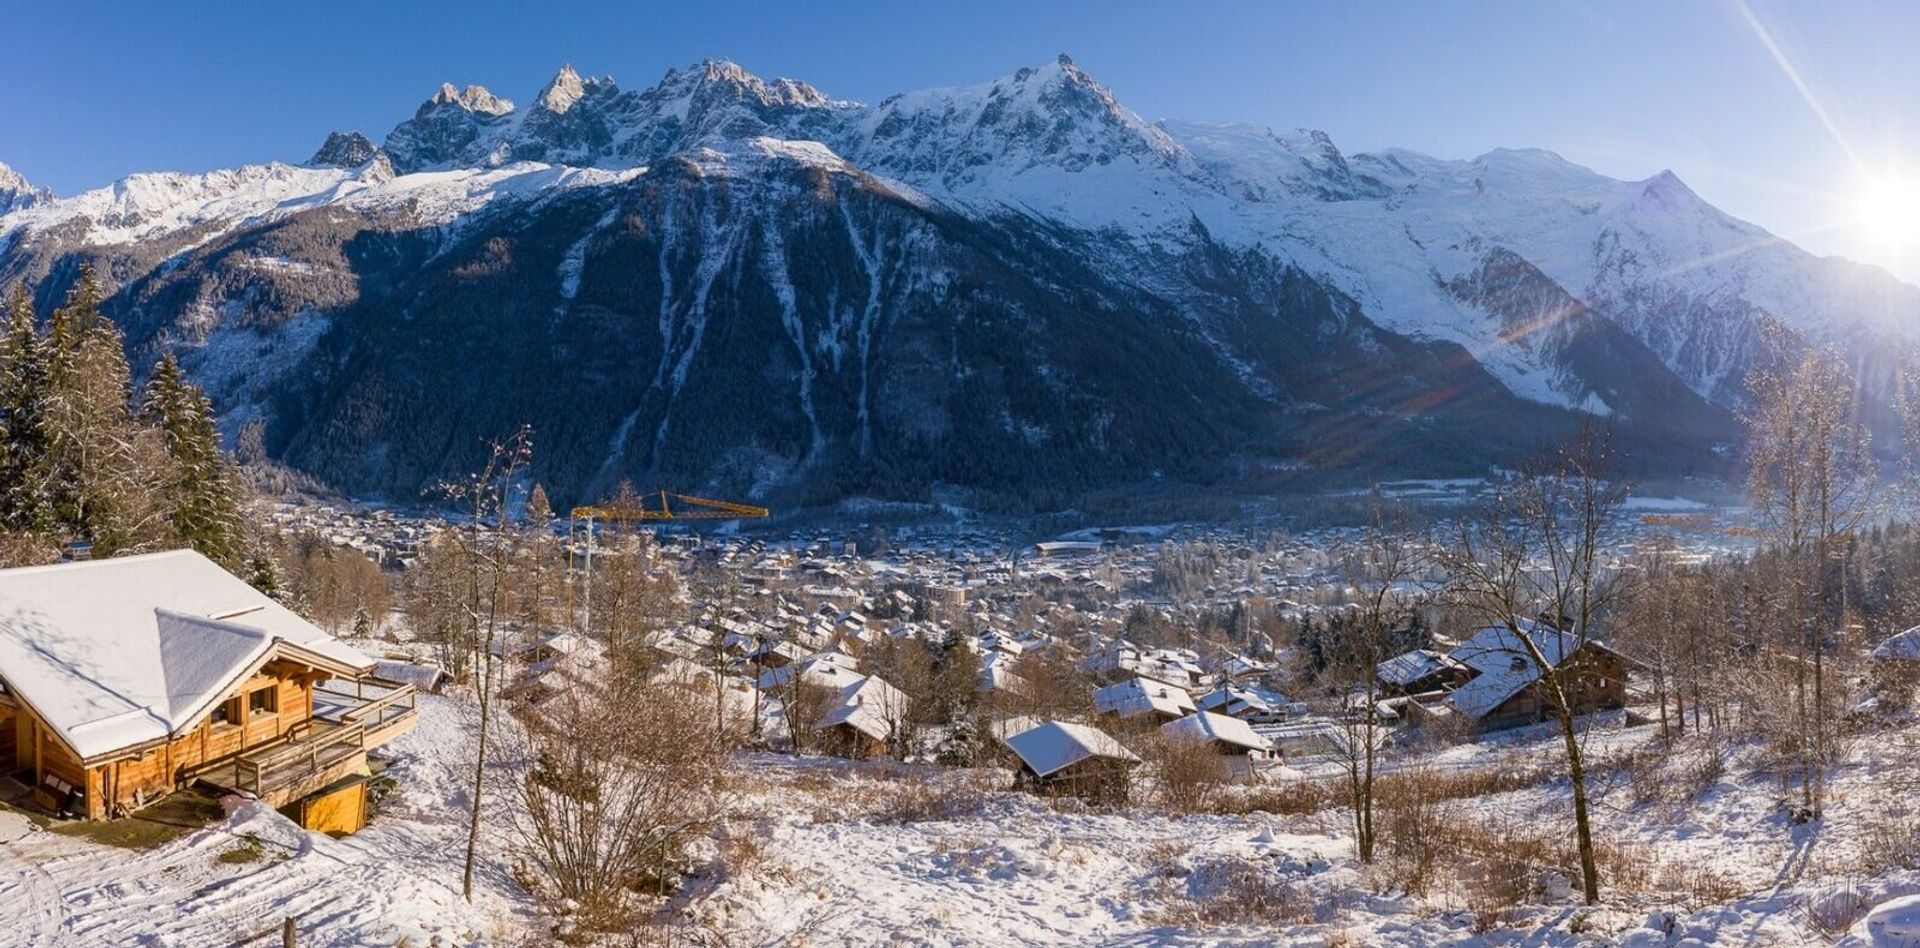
[1,56,1911,507]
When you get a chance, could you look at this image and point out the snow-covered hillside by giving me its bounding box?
[7,691,1919,945]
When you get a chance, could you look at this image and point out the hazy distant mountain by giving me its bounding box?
[2,56,1911,509]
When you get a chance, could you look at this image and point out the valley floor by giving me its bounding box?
[2,695,1918,945]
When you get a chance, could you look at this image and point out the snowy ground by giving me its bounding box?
[5,697,1920,945]
[686,718,1920,947]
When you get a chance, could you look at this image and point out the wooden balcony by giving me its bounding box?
[312,677,418,748]
[193,677,417,808]
[193,719,369,808]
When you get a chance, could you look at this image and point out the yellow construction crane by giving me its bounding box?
[566,492,770,632]
[570,491,770,523]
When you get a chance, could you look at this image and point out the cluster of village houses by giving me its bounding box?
[489,548,1643,804]
[0,521,1666,826]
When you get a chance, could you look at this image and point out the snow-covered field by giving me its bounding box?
[6,696,1920,945]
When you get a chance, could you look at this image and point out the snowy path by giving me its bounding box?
[0,810,64,947]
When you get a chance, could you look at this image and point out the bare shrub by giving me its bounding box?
[1201,778,1336,817]
[510,677,731,934]
[864,769,992,824]
[1148,855,1315,927]
[1806,880,1877,936]
[1375,767,1453,897]
[1141,732,1232,814]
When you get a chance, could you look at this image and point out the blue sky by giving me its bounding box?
[5,0,1920,279]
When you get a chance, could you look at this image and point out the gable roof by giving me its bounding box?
[1094,677,1196,719]
[0,550,373,761]
[1003,720,1140,778]
[1873,627,1920,662]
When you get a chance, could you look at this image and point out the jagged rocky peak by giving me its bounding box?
[383,80,521,173]
[308,130,382,168]
[424,82,514,117]
[652,58,836,110]
[533,64,618,114]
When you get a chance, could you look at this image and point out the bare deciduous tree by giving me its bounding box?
[1434,423,1630,904]
[1325,496,1427,864]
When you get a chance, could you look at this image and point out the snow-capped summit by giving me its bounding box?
[856,53,1196,191]
[0,162,48,214]
[1160,120,1389,202]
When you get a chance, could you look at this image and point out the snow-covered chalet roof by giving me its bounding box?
[1444,619,1627,720]
[0,550,374,761]
[1376,648,1468,689]
[1161,711,1274,754]
[1872,627,1920,663]
[1003,720,1140,779]
[1094,677,1196,719]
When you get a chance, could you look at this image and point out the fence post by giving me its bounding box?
[281,915,297,948]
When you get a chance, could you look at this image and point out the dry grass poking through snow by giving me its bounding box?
[1144,852,1319,927]
[740,757,1004,825]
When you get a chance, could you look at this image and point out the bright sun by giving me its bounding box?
[1853,174,1920,253]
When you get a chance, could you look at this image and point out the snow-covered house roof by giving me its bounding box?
[0,550,373,762]
[756,650,863,691]
[1444,620,1627,720]
[1162,711,1274,754]
[1094,677,1196,719]
[1376,648,1468,689]
[1197,684,1283,718]
[978,662,1033,696]
[836,674,909,720]
[373,658,448,692]
[814,700,892,742]
[1003,720,1140,779]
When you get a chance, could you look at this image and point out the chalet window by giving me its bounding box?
[248,686,278,717]
[211,696,243,728]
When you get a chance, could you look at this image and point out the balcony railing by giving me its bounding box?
[231,719,366,799]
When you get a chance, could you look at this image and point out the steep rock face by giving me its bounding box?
[2,55,1914,507]
[309,131,383,169]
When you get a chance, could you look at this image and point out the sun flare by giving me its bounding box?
[1853,174,1920,253]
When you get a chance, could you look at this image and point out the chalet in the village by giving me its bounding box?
[810,675,909,759]
[1003,720,1141,804]
[0,550,416,826]
[1440,619,1635,731]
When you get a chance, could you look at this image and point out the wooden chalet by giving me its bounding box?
[0,550,416,822]
[1443,620,1634,732]
[1002,720,1141,805]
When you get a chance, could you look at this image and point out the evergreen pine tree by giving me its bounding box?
[245,546,285,600]
[41,266,147,551]
[0,286,52,532]
[143,351,246,567]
